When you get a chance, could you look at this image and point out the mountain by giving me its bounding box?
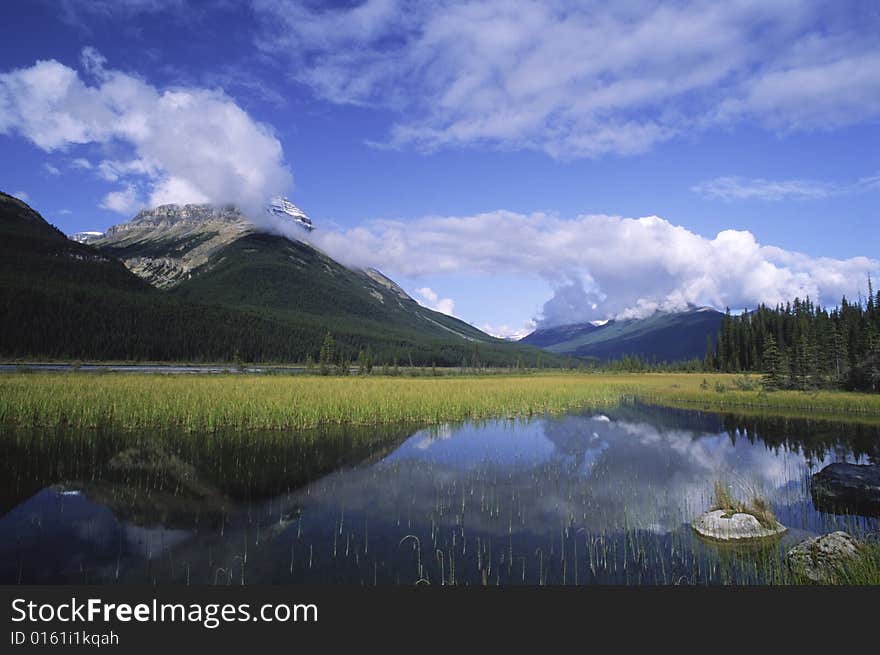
[92,204,510,353]
[521,307,724,363]
[89,204,252,288]
[518,321,605,349]
[0,191,150,293]
[1,193,558,366]
[69,230,104,243]
[0,191,309,362]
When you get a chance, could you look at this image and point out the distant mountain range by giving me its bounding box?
[521,307,724,363]
[0,190,724,366]
[0,192,558,366]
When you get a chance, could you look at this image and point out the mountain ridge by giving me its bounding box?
[522,306,724,362]
[90,204,253,288]
[94,203,496,345]
[1,192,559,367]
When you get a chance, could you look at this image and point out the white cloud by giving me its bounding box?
[12,190,29,202]
[70,157,93,170]
[308,211,879,327]
[254,0,880,158]
[413,287,455,316]
[96,158,159,182]
[693,173,880,201]
[479,321,536,341]
[80,46,108,80]
[0,49,293,216]
[43,163,61,175]
[99,185,141,214]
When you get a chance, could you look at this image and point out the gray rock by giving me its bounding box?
[786,531,863,583]
[692,509,786,541]
[812,463,880,516]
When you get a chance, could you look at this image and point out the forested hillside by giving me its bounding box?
[0,192,559,367]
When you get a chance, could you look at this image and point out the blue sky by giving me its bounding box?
[1,1,878,337]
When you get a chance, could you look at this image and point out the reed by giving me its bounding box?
[1,372,879,432]
[710,480,778,530]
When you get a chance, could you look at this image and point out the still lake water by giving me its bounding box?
[2,403,878,585]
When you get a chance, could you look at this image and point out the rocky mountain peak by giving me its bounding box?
[115,203,250,233]
[93,204,254,289]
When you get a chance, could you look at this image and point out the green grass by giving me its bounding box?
[1,372,879,432]
[786,539,880,585]
[640,375,880,419]
[838,541,880,585]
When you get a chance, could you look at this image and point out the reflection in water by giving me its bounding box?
[1,404,877,585]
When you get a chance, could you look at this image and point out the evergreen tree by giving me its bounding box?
[318,330,335,376]
[336,351,349,376]
[762,333,783,391]
[703,334,716,371]
[364,345,374,375]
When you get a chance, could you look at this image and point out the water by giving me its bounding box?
[1,403,878,585]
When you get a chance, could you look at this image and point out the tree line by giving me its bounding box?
[707,281,880,392]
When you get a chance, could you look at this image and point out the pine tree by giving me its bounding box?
[336,351,349,376]
[318,330,335,376]
[830,323,847,384]
[703,334,716,371]
[762,333,783,391]
[364,345,373,375]
[796,334,813,390]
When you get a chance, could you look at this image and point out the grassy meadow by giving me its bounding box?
[2,371,880,432]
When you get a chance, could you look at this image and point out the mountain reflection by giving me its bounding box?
[1,404,877,584]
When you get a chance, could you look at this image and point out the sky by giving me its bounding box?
[0,0,878,338]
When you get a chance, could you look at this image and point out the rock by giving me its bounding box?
[93,204,252,289]
[811,463,880,516]
[692,509,786,541]
[786,531,863,583]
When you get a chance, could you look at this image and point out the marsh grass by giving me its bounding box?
[785,536,880,586]
[2,372,880,432]
[711,480,778,530]
[838,540,880,585]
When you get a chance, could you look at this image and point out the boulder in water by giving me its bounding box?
[811,463,880,516]
[786,531,863,583]
[692,509,786,541]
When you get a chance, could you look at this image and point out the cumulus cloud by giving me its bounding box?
[99,185,140,214]
[308,211,879,327]
[693,173,880,201]
[96,158,159,183]
[0,49,293,216]
[413,287,455,316]
[254,0,880,158]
